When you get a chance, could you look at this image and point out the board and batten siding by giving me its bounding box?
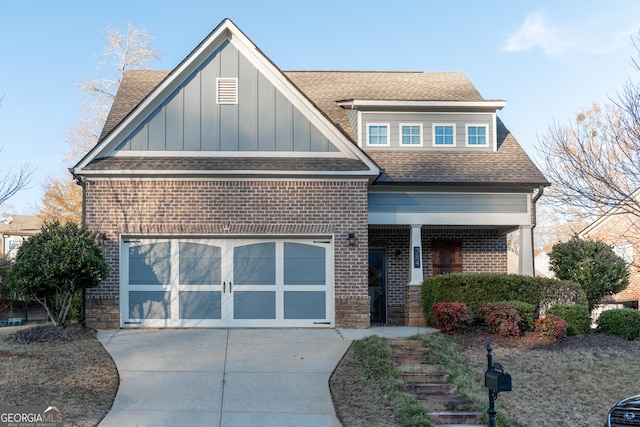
[361,112,494,151]
[368,192,530,226]
[116,42,338,153]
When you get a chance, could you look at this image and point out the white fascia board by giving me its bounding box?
[337,99,506,110]
[77,169,377,178]
[368,211,532,226]
[112,150,346,158]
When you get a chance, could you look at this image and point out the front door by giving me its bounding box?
[432,239,463,275]
[368,249,386,325]
[121,238,333,327]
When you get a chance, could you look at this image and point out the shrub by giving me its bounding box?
[5,221,109,327]
[547,304,591,335]
[535,314,568,341]
[480,304,522,338]
[597,309,640,340]
[549,237,629,311]
[421,273,587,325]
[430,302,473,334]
[492,300,536,331]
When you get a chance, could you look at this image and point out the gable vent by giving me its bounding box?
[217,77,238,104]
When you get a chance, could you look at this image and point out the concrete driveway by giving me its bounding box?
[97,327,432,427]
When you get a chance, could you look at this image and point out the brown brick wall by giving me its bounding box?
[369,227,507,325]
[84,179,369,328]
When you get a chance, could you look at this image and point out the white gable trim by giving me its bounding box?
[73,19,378,176]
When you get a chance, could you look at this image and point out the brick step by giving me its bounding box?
[401,372,449,383]
[405,382,457,395]
[392,354,437,365]
[418,395,475,411]
[386,339,423,347]
[428,411,484,425]
[396,364,443,374]
[391,346,428,356]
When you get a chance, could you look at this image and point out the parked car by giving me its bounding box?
[606,394,640,426]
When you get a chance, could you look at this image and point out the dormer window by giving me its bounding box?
[433,124,455,146]
[367,124,390,146]
[466,124,488,146]
[400,123,423,146]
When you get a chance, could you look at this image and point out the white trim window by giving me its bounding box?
[613,242,634,266]
[466,124,488,146]
[366,123,390,146]
[400,123,423,146]
[432,123,456,146]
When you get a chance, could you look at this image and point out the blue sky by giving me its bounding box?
[2,0,640,214]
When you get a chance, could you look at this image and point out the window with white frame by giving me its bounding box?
[466,124,488,146]
[433,124,455,146]
[367,124,390,146]
[400,123,423,146]
[613,242,634,266]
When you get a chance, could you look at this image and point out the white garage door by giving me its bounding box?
[120,237,334,328]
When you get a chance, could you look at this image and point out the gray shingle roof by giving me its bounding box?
[93,69,548,187]
[83,157,370,173]
[369,119,549,186]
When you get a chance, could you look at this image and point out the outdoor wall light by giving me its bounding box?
[348,233,357,246]
[97,233,108,245]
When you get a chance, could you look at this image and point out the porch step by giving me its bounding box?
[429,411,484,425]
[418,395,475,411]
[401,372,450,383]
[406,382,457,395]
[387,337,485,425]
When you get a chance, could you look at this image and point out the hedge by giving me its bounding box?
[421,273,587,325]
[547,304,591,335]
[597,309,640,340]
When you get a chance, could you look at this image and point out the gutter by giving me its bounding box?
[530,185,546,276]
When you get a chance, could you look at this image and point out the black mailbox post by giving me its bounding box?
[485,344,511,427]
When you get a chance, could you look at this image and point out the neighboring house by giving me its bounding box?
[579,206,640,310]
[0,214,40,260]
[70,19,549,329]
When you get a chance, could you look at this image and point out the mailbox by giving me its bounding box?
[485,369,512,392]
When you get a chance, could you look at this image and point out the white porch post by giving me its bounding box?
[409,224,424,285]
[518,225,535,276]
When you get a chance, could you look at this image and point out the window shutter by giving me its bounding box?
[217,77,238,104]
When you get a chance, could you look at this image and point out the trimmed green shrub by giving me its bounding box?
[550,237,629,311]
[493,300,536,331]
[547,304,591,335]
[421,273,587,325]
[480,304,522,338]
[597,309,640,340]
[430,302,472,334]
[535,314,568,341]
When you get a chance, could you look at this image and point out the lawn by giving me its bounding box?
[0,324,118,427]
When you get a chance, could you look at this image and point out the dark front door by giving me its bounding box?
[368,249,386,324]
[432,239,462,275]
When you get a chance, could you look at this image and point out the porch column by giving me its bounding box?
[409,224,424,285]
[518,225,534,276]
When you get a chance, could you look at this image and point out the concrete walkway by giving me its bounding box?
[97,327,435,427]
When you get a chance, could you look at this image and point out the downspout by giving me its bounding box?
[70,169,87,323]
[530,185,545,276]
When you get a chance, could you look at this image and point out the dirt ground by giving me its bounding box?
[0,314,118,427]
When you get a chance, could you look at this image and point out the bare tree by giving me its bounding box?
[537,33,640,223]
[40,23,161,222]
[0,97,34,207]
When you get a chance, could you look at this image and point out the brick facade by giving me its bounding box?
[369,227,508,325]
[84,179,370,328]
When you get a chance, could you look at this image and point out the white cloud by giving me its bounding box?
[503,11,640,57]
[502,12,576,56]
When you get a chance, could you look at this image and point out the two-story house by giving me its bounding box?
[71,19,549,329]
